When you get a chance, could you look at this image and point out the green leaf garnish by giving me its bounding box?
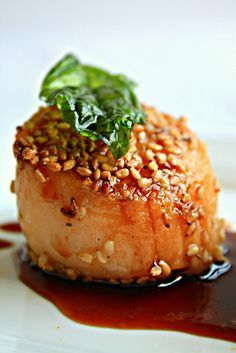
[39,54,145,159]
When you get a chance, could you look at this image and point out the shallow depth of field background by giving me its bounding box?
[0,0,235,222]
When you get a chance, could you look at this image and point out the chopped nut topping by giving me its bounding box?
[187,244,200,257]
[101,171,111,180]
[63,159,76,171]
[115,168,129,179]
[35,168,47,183]
[151,170,163,182]
[166,146,182,155]
[78,252,93,264]
[203,250,213,263]
[104,240,114,257]
[130,167,141,180]
[101,162,115,172]
[138,178,152,188]
[96,251,108,264]
[148,161,158,171]
[46,162,62,172]
[138,131,146,141]
[57,122,70,130]
[147,142,163,152]
[146,149,155,160]
[22,147,37,160]
[93,169,101,181]
[14,105,206,225]
[186,222,196,235]
[156,153,167,164]
[76,167,92,177]
[158,260,171,277]
[150,264,162,277]
[77,207,87,220]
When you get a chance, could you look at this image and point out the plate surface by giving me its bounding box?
[0,139,235,353]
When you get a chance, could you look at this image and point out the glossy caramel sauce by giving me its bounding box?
[15,232,236,342]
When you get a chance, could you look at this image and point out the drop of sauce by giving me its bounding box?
[0,239,13,249]
[15,232,236,342]
[0,222,21,233]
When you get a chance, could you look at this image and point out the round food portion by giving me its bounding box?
[13,105,225,284]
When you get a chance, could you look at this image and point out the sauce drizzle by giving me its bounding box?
[0,239,13,249]
[16,232,236,342]
[0,222,21,233]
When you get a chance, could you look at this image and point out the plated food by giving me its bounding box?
[7,54,236,343]
[13,54,225,284]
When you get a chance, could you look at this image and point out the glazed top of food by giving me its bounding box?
[14,103,219,225]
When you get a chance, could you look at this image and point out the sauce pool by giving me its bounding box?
[15,232,236,343]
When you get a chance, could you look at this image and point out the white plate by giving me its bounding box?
[0,139,236,353]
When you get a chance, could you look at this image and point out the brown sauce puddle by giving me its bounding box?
[15,231,236,342]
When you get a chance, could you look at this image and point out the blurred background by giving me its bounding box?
[0,0,235,222]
